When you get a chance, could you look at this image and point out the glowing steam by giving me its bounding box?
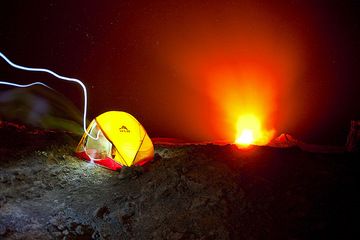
[147,1,304,142]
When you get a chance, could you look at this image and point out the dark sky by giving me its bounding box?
[1,0,360,144]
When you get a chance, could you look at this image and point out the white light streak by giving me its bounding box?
[0,51,98,139]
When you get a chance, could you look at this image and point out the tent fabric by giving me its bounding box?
[76,111,154,170]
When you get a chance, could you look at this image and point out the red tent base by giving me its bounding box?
[75,151,123,170]
[75,151,153,171]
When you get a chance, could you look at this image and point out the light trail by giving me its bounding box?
[0,51,98,139]
[0,81,52,90]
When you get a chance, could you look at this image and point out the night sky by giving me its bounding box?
[1,0,360,144]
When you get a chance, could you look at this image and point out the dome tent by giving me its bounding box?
[76,111,154,170]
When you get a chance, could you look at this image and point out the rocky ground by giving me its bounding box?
[0,123,359,239]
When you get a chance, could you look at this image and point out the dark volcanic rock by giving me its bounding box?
[93,206,110,219]
[0,125,359,239]
[0,224,7,236]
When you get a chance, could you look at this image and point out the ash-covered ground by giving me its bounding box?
[0,123,359,239]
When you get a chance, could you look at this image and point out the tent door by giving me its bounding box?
[84,122,113,160]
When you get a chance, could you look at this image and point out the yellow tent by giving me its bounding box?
[76,111,154,170]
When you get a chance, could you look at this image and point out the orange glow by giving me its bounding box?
[235,114,274,147]
[132,1,306,141]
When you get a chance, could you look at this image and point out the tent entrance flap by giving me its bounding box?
[84,122,113,160]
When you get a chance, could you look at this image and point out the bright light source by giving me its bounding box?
[236,129,254,146]
[235,114,274,147]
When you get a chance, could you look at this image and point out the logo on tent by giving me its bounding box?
[119,125,130,133]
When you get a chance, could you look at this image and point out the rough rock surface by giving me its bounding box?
[0,124,359,239]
